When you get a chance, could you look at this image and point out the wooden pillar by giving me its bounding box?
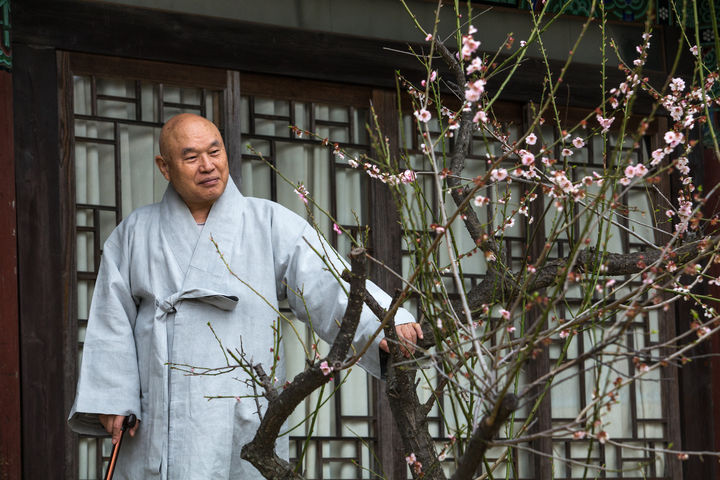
[522,104,553,479]
[14,43,74,479]
[370,88,407,480]
[702,124,720,480]
[0,0,21,476]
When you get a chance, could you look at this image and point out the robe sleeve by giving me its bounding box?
[275,217,415,379]
[68,236,142,436]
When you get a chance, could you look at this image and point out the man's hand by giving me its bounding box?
[379,323,424,357]
[99,414,140,445]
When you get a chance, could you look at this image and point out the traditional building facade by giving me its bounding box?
[3,0,720,479]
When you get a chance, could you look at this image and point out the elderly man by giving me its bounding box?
[68,113,421,479]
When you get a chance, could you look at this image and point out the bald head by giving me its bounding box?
[154,113,230,223]
[158,113,222,160]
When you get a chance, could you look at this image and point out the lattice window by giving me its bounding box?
[398,111,678,479]
[238,92,383,479]
[72,73,223,480]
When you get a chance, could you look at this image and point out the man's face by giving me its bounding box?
[155,116,230,214]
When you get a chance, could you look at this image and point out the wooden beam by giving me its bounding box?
[0,69,21,480]
[69,52,227,89]
[13,43,74,479]
[13,0,664,112]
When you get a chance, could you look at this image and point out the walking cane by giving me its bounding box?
[103,414,137,480]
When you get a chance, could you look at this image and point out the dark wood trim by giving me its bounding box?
[58,49,79,480]
[69,52,227,89]
[650,118,684,480]
[0,69,21,480]
[675,122,716,480]
[13,43,73,480]
[370,88,407,480]
[13,0,665,112]
[240,73,373,109]
[702,140,720,480]
[225,70,243,186]
[522,103,554,480]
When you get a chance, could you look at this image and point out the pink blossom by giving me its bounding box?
[650,148,665,166]
[465,88,481,103]
[676,156,690,175]
[414,108,431,123]
[596,431,609,444]
[690,45,699,56]
[333,223,343,235]
[573,430,587,440]
[464,79,486,102]
[401,169,416,184]
[425,33,433,41]
[461,35,481,60]
[525,133,537,145]
[466,57,484,74]
[559,330,570,339]
[624,165,636,178]
[670,77,686,93]
[473,110,488,123]
[499,308,511,320]
[473,195,490,207]
[596,114,615,133]
[572,137,585,148]
[669,105,683,121]
[520,40,527,47]
[664,130,684,148]
[319,360,333,376]
[491,168,508,182]
[561,148,573,157]
[634,164,648,177]
[405,453,417,465]
[294,185,309,204]
[519,149,535,166]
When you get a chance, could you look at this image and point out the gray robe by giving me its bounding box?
[68,178,413,479]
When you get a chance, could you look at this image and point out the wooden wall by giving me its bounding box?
[0,67,20,480]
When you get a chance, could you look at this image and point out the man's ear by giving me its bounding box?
[155,155,171,181]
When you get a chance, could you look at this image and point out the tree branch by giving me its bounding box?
[241,247,370,479]
[450,393,519,480]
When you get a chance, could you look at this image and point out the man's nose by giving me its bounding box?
[199,154,215,171]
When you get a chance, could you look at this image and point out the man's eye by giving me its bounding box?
[210,150,220,156]
[185,156,197,161]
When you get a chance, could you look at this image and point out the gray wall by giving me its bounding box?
[85,0,657,68]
